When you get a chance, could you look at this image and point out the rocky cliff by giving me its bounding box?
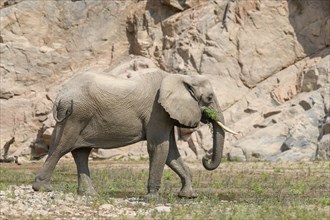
[0,0,329,162]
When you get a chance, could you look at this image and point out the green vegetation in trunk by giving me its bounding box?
[202,107,219,123]
[203,107,220,134]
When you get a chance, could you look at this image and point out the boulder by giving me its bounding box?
[317,134,330,160]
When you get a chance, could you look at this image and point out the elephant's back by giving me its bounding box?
[61,71,134,96]
[56,69,167,113]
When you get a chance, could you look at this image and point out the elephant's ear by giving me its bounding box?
[158,74,201,127]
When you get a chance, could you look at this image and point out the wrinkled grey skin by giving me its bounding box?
[32,69,225,200]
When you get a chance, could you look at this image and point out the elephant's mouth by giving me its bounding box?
[201,107,238,135]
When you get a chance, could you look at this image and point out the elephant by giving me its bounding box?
[32,68,236,200]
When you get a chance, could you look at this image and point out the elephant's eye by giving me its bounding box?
[207,94,213,102]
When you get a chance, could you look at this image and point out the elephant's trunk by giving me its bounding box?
[202,119,225,170]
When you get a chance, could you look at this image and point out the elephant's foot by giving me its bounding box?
[32,178,53,192]
[77,187,97,196]
[178,187,197,198]
[145,187,164,203]
[145,192,159,201]
[145,191,166,203]
[77,174,97,196]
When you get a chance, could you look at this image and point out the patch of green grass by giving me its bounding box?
[289,183,307,195]
[250,182,263,194]
[261,172,270,181]
[274,167,282,173]
[163,170,174,180]
[320,197,330,206]
[0,168,34,190]
[212,180,223,189]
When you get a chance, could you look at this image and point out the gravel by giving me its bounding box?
[0,185,171,219]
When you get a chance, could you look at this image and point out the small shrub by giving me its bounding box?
[289,183,306,195]
[320,197,330,206]
[251,182,263,194]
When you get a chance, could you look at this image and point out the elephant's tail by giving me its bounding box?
[53,98,74,123]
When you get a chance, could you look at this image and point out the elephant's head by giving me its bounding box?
[159,74,237,170]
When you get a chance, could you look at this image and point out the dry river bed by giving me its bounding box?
[0,159,329,219]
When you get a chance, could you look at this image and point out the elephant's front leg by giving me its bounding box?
[71,148,97,196]
[166,129,197,198]
[146,138,170,201]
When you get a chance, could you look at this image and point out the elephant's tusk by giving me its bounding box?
[215,120,238,135]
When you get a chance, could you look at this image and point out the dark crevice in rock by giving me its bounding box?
[299,100,312,111]
[244,108,258,114]
[263,110,281,118]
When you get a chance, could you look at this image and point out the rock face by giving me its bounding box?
[0,0,329,162]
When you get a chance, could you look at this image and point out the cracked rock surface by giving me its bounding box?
[0,0,329,162]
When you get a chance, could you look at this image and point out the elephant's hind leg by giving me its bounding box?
[71,147,97,196]
[32,156,58,192]
[166,129,197,198]
[32,146,70,192]
[33,123,81,192]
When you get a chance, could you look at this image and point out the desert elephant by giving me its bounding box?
[32,68,236,200]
